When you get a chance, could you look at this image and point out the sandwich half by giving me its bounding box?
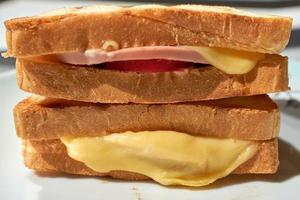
[15,95,279,186]
[4,5,292,103]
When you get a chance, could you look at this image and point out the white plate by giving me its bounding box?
[0,63,300,200]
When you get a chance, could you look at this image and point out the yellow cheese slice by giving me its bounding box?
[61,131,258,187]
[186,46,265,74]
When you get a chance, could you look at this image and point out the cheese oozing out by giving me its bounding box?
[55,46,264,74]
[61,131,258,187]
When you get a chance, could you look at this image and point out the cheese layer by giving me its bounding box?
[61,131,258,186]
[56,46,264,74]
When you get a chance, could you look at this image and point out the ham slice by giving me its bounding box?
[56,46,209,65]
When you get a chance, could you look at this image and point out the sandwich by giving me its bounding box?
[4,5,291,104]
[15,95,279,186]
[4,5,292,186]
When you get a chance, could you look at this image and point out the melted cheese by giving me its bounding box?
[186,46,265,74]
[61,131,258,187]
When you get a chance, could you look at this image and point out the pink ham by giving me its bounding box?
[56,46,208,65]
[55,46,209,72]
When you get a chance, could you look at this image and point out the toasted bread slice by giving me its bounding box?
[14,95,279,141]
[16,54,288,104]
[4,5,292,57]
[22,138,279,180]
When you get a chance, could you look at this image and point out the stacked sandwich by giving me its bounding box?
[4,5,292,187]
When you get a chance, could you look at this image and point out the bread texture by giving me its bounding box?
[4,5,292,57]
[14,95,279,141]
[16,54,288,104]
[22,138,279,180]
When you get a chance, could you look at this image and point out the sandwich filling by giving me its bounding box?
[61,130,258,186]
[55,46,265,74]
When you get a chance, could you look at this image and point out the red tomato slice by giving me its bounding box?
[105,59,191,72]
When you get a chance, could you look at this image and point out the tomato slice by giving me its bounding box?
[105,59,191,72]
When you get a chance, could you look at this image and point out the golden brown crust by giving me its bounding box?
[14,95,279,141]
[22,138,279,181]
[15,54,288,104]
[4,5,292,56]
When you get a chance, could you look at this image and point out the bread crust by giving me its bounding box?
[4,5,292,56]
[14,95,279,141]
[16,54,288,104]
[22,138,279,181]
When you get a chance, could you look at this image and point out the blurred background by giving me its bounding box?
[0,0,299,105]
